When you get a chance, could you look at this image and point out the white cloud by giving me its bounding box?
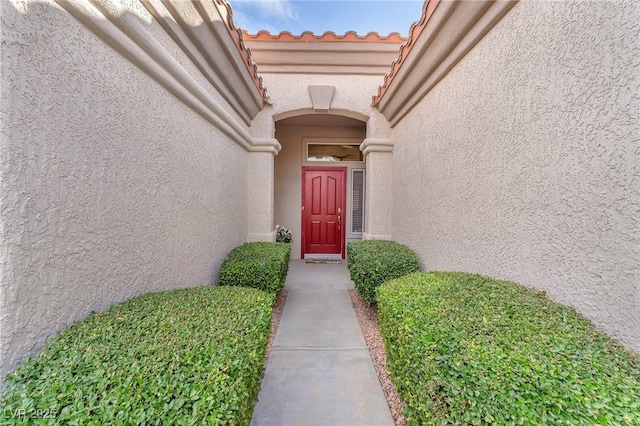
[230,0,300,34]
[232,0,299,21]
[256,0,299,20]
[232,14,280,34]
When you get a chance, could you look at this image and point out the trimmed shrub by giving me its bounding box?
[346,240,420,304]
[219,242,291,294]
[1,286,274,425]
[378,272,640,425]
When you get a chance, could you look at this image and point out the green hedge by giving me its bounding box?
[218,242,291,294]
[346,240,420,304]
[378,272,640,425]
[1,286,274,425]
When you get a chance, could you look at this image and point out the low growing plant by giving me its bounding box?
[218,242,291,294]
[378,272,640,425]
[275,225,292,244]
[346,240,420,304]
[1,286,274,425]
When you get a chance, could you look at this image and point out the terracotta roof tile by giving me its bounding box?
[243,30,406,43]
[216,0,268,102]
[372,0,441,106]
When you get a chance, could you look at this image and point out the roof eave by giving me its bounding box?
[373,0,519,127]
[143,0,268,123]
[242,34,406,76]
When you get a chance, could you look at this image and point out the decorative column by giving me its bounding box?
[360,138,394,240]
[246,138,281,242]
[246,108,280,242]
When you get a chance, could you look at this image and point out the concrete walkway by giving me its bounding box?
[251,260,394,426]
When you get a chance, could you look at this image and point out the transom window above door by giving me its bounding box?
[306,143,363,162]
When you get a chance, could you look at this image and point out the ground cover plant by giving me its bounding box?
[219,242,291,294]
[346,240,420,304]
[1,286,274,425]
[378,272,640,425]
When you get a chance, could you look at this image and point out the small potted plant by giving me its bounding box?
[275,224,292,243]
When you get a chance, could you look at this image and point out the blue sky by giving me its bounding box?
[230,0,425,36]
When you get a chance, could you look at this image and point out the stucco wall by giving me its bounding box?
[261,74,385,120]
[391,0,640,350]
[1,0,250,379]
[274,126,366,258]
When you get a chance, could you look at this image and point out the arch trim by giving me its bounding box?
[273,108,369,124]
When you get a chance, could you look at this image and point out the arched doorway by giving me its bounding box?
[274,113,367,259]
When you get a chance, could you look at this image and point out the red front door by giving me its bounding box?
[302,167,346,258]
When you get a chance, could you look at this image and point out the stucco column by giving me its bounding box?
[246,138,281,242]
[360,138,394,240]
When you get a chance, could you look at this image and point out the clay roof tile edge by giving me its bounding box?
[372,0,441,106]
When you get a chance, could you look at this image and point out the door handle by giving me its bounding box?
[337,215,342,230]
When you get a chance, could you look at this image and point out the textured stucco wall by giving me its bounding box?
[362,150,393,240]
[391,0,640,350]
[247,151,275,242]
[1,0,249,379]
[260,73,385,121]
[274,126,366,258]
